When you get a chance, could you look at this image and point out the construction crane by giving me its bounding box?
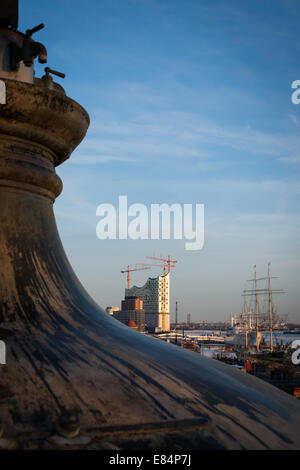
[146,255,178,273]
[136,262,176,277]
[120,265,150,290]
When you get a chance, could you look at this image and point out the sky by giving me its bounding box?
[19,0,300,322]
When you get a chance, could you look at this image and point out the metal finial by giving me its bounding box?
[45,67,65,79]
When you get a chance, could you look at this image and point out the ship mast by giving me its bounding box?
[244,264,284,352]
[243,287,248,350]
[268,262,273,352]
[254,265,259,349]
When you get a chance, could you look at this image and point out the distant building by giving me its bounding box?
[127,319,138,330]
[125,274,170,332]
[113,296,145,332]
[106,306,120,316]
[121,296,143,311]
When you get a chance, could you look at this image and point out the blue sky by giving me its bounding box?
[20,0,300,322]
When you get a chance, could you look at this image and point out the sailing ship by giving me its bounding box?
[225,263,285,354]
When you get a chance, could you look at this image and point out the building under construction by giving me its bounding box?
[126,273,170,332]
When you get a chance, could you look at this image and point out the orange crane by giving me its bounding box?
[136,262,176,277]
[146,255,178,273]
[120,265,150,290]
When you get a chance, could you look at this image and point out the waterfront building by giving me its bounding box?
[106,306,120,316]
[113,296,145,332]
[125,274,170,332]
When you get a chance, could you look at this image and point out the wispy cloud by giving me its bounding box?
[279,156,300,164]
[73,105,300,171]
[70,155,138,165]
